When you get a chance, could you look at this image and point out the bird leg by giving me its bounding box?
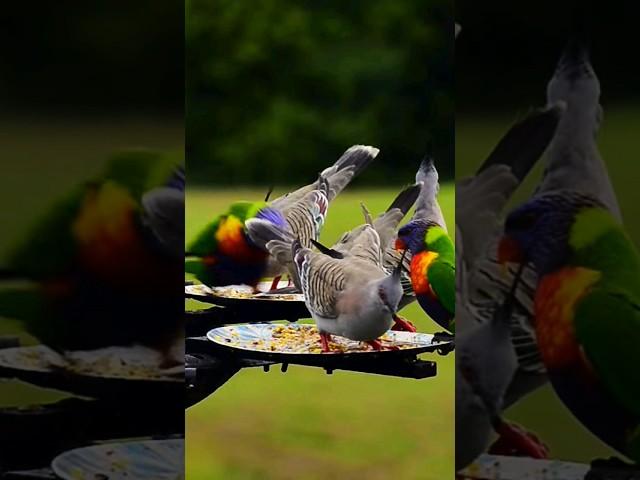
[319,332,332,352]
[269,275,282,291]
[365,340,399,351]
[489,421,549,459]
[391,315,417,332]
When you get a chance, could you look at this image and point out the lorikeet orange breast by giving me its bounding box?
[410,251,438,297]
[215,215,269,264]
[534,266,600,377]
[73,181,180,294]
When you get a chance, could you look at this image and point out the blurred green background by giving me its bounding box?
[0,0,184,416]
[187,0,453,185]
[457,0,640,463]
[186,187,454,480]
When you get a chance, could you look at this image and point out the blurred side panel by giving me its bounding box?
[456,1,640,478]
[0,2,185,478]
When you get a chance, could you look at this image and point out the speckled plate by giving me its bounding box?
[0,345,182,399]
[52,439,184,480]
[457,454,589,480]
[185,282,304,305]
[207,323,452,361]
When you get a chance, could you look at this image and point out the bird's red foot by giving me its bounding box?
[391,315,417,332]
[269,275,282,291]
[490,422,549,459]
[365,340,399,351]
[319,332,332,353]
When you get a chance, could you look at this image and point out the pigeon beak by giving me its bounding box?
[385,300,396,314]
[497,235,524,275]
[395,238,406,251]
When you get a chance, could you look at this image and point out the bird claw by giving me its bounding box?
[269,276,282,291]
[391,315,417,332]
[489,422,550,459]
[366,340,399,351]
[319,332,332,353]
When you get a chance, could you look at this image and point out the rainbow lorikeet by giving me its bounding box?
[394,158,455,333]
[499,191,640,462]
[0,150,184,355]
[396,220,455,333]
[185,145,378,291]
[185,201,288,289]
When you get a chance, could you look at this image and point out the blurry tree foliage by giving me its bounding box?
[187,0,453,185]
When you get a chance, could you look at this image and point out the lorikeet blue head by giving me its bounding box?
[499,192,601,275]
[395,219,439,255]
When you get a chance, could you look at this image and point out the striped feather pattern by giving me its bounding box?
[466,246,544,373]
[285,190,328,248]
[350,226,383,266]
[296,249,346,319]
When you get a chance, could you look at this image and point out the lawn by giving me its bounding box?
[186,185,455,480]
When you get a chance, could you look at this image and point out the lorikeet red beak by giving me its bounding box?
[395,238,407,251]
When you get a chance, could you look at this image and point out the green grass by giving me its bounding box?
[186,186,455,480]
[456,108,640,463]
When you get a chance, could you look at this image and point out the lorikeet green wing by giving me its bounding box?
[570,209,640,423]
[7,187,85,278]
[427,260,456,318]
[425,225,456,319]
[575,290,640,421]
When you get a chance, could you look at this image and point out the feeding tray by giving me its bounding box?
[185,282,310,325]
[457,454,590,480]
[185,282,305,306]
[206,323,453,363]
[0,345,183,400]
[51,439,183,480]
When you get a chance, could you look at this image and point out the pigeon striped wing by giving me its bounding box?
[349,226,383,267]
[285,190,328,247]
[296,251,346,319]
[467,247,544,373]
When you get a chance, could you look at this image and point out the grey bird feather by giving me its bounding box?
[270,145,379,213]
[291,235,403,343]
[258,145,379,284]
[329,184,420,309]
[414,156,447,231]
